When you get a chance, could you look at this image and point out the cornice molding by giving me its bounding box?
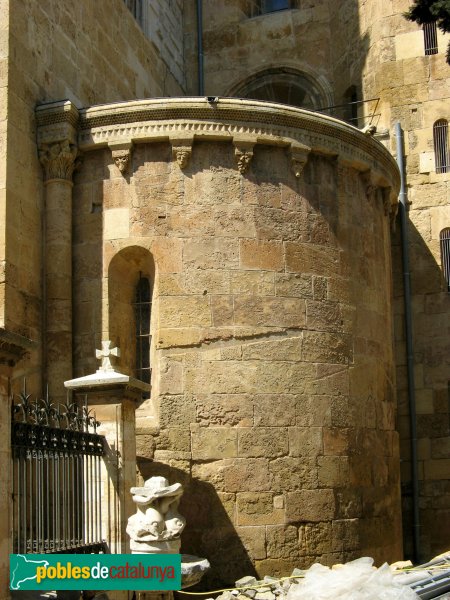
[36,97,400,201]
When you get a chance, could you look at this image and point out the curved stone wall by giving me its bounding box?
[38,98,401,585]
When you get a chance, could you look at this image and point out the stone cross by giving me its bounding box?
[96,340,120,372]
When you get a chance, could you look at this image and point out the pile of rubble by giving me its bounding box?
[213,572,306,600]
[210,558,422,600]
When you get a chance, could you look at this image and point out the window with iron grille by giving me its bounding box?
[433,119,450,174]
[134,274,151,386]
[423,22,438,55]
[248,0,296,17]
[124,0,144,27]
[440,228,450,292]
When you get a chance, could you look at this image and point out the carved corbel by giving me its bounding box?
[170,136,193,169]
[109,140,133,175]
[290,143,311,178]
[382,187,399,231]
[233,139,254,174]
[361,170,376,202]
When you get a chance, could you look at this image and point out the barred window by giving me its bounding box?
[423,22,438,55]
[124,0,144,26]
[134,274,151,385]
[343,85,359,126]
[433,119,449,174]
[248,0,295,17]
[440,228,450,292]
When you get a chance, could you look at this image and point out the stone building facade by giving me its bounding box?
[0,0,449,595]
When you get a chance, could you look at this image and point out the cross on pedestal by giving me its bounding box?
[96,340,120,372]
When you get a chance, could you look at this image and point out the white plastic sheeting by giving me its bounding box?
[286,557,420,600]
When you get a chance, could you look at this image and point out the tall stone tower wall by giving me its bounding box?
[357,0,450,559]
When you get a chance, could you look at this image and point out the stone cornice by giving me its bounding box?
[36,97,400,206]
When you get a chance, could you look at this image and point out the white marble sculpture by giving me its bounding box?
[127,476,186,554]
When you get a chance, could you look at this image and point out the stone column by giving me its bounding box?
[65,354,149,555]
[37,101,79,399]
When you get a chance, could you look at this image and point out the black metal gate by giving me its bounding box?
[11,384,106,554]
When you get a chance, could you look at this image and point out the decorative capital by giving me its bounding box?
[96,340,120,372]
[36,100,80,183]
[38,139,79,182]
[109,140,133,175]
[290,143,311,178]
[234,140,254,174]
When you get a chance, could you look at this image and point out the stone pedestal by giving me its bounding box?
[65,369,149,555]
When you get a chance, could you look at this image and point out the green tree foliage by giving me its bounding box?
[404,0,450,63]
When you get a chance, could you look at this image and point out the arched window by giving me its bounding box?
[233,68,327,110]
[108,246,154,387]
[134,273,152,385]
[423,22,438,55]
[433,119,449,174]
[440,228,450,292]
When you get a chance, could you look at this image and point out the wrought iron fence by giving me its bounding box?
[11,384,106,554]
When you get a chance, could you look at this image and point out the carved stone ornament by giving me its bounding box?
[382,187,399,231]
[171,136,194,170]
[172,145,192,169]
[95,340,120,372]
[112,150,130,173]
[290,143,311,178]
[234,141,254,174]
[109,141,133,175]
[38,139,78,182]
[361,170,376,201]
[127,476,186,554]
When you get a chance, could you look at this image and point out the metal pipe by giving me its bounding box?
[395,122,421,563]
[196,0,204,95]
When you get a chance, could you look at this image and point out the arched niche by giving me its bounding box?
[107,246,155,382]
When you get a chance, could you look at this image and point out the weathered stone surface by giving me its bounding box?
[286,489,336,523]
[238,427,289,458]
[288,427,323,458]
[195,394,253,427]
[224,459,272,492]
[266,525,300,560]
[242,338,302,362]
[233,297,306,328]
[240,240,284,272]
[237,492,284,525]
[191,427,238,460]
[254,394,297,427]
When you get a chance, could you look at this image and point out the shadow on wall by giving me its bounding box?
[138,461,258,591]
[391,213,450,561]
